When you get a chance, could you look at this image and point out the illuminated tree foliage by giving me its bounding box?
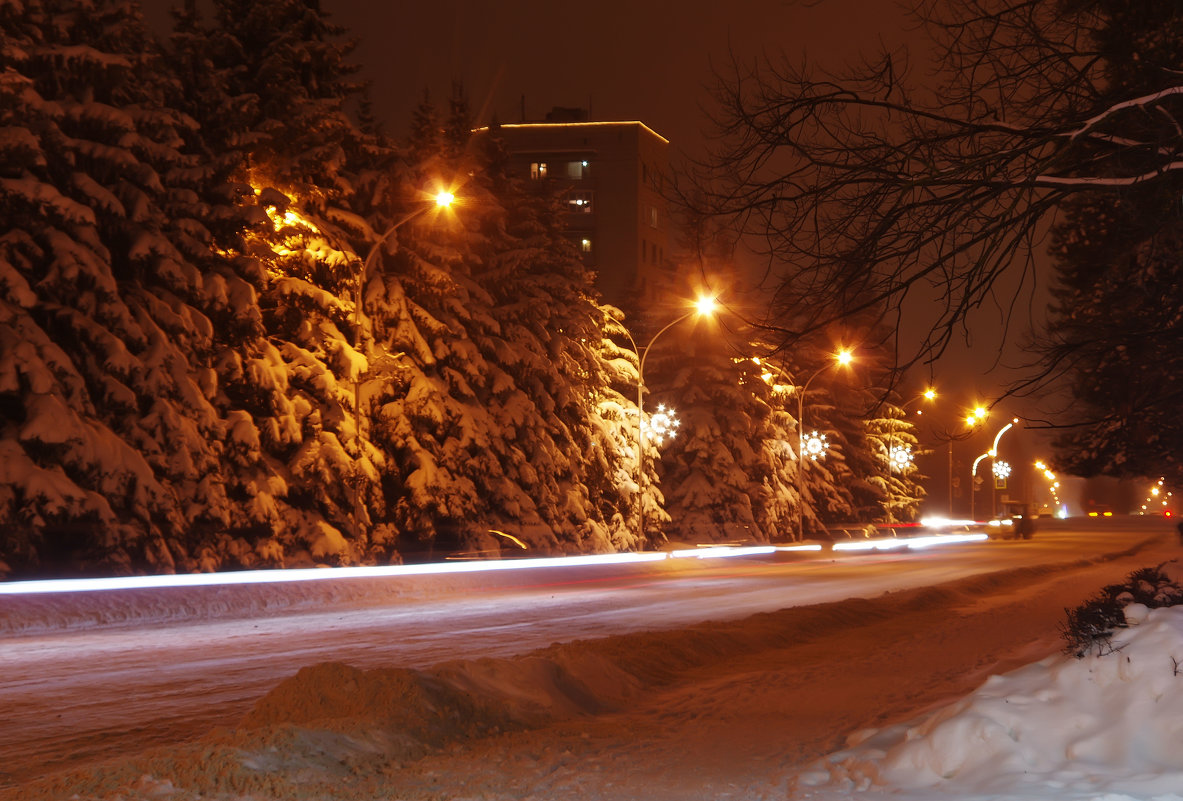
[362,98,640,558]
[651,329,797,543]
[167,0,386,566]
[0,0,642,575]
[0,0,236,572]
[690,0,1183,383]
[770,356,921,532]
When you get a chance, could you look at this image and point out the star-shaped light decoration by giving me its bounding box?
[803,430,829,461]
[644,403,681,447]
[889,444,913,471]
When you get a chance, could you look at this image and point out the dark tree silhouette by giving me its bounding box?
[687,0,1183,380]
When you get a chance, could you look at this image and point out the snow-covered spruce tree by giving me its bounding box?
[1041,4,1183,484]
[766,339,921,532]
[363,93,640,557]
[1047,204,1183,482]
[780,360,856,535]
[173,0,387,566]
[855,386,925,524]
[472,119,641,553]
[650,325,796,544]
[0,0,239,573]
[804,346,923,527]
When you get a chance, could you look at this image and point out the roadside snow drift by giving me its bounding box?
[798,603,1183,801]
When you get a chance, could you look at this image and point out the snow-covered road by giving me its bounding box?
[1,519,1174,795]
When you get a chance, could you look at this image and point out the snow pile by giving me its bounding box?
[799,603,1183,801]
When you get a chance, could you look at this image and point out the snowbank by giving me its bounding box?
[798,603,1183,801]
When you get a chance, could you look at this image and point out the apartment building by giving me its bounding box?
[481,109,673,312]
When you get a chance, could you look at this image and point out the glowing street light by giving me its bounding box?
[623,296,718,551]
[353,188,456,434]
[1138,477,1173,516]
[794,347,855,539]
[351,187,455,535]
[931,404,988,517]
[1034,460,1065,516]
[970,417,1019,520]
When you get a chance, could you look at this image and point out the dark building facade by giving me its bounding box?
[481,114,673,312]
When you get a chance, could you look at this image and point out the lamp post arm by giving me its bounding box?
[629,308,695,553]
[355,205,432,328]
[972,452,990,476]
[992,421,1015,454]
[795,364,832,452]
[360,206,431,288]
[617,325,645,487]
[638,310,694,381]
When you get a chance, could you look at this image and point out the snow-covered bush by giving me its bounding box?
[1061,563,1183,657]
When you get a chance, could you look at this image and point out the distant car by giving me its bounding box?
[1086,505,1114,518]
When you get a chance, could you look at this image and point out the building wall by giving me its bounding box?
[485,120,671,312]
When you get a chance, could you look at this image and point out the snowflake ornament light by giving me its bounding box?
[644,403,680,447]
[889,444,913,471]
[803,431,829,461]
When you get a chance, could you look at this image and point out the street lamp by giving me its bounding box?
[935,405,988,517]
[353,189,455,439]
[885,388,936,523]
[970,417,1019,520]
[625,296,718,551]
[794,348,854,539]
[1034,461,1064,516]
[989,418,1020,519]
[351,189,454,536]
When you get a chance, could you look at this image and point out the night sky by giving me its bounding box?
[144,0,1043,419]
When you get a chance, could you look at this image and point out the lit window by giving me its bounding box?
[566,161,586,179]
[567,190,594,213]
[648,206,658,228]
[531,162,548,180]
[581,238,593,253]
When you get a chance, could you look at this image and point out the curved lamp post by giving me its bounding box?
[351,190,454,536]
[624,296,717,551]
[884,388,936,523]
[353,189,455,439]
[935,405,988,517]
[970,417,1019,520]
[794,348,854,539]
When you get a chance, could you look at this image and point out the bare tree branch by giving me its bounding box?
[679,0,1183,383]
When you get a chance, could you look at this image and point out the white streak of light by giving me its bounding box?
[0,543,822,596]
[0,552,667,595]
[832,533,988,552]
